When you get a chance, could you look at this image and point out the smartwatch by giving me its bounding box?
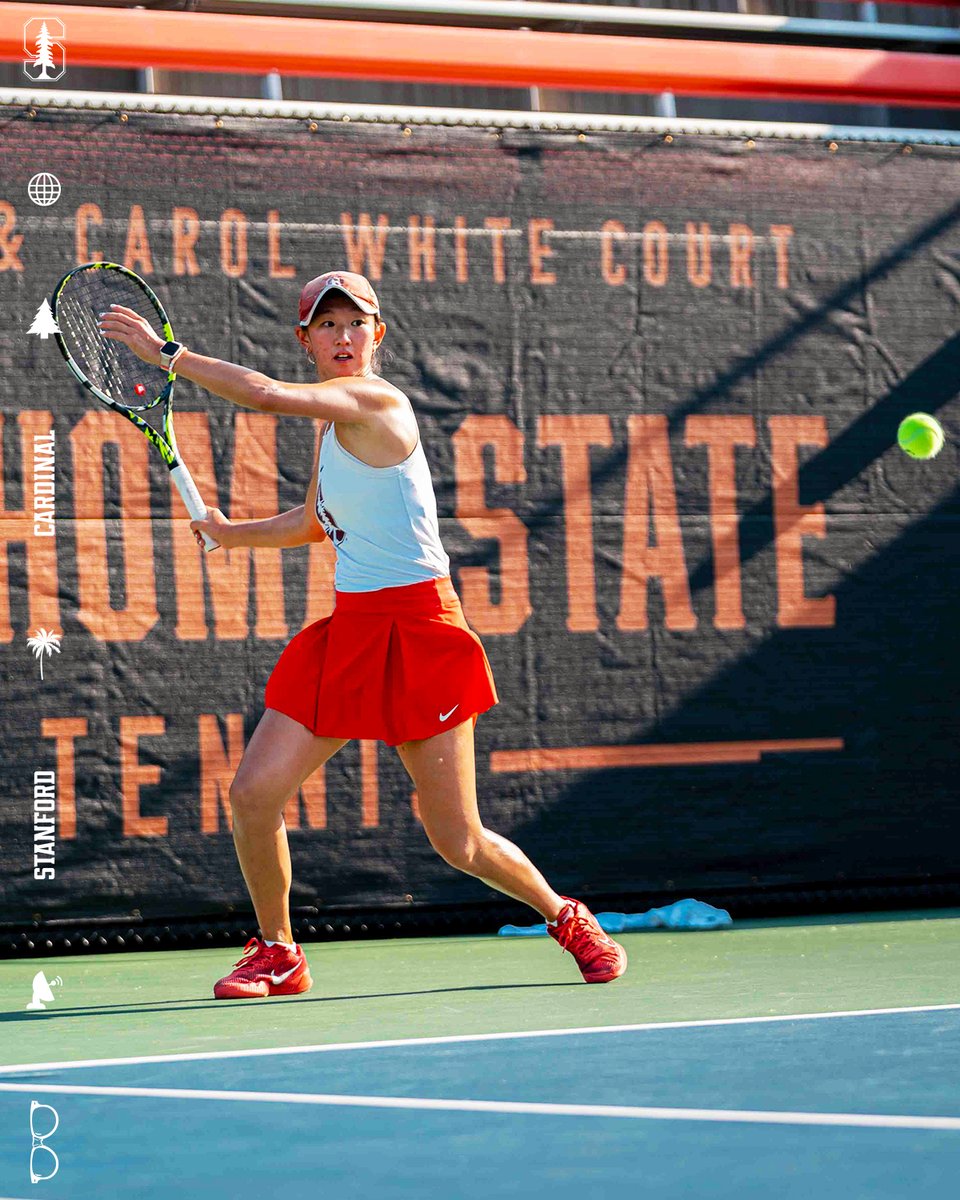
[159,340,185,370]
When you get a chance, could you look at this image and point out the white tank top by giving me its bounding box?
[315,421,451,592]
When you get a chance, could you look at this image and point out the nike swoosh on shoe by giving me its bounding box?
[268,964,300,986]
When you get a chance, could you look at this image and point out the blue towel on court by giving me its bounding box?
[497,898,732,936]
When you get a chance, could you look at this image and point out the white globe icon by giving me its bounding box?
[28,173,61,207]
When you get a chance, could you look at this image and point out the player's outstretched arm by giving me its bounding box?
[190,504,320,550]
[97,308,394,423]
[171,348,394,423]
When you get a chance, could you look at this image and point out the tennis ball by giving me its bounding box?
[897,413,944,460]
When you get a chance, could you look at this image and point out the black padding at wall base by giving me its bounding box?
[3,879,960,959]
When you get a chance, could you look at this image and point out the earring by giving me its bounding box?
[306,352,316,365]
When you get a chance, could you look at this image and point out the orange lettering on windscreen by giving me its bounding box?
[39,717,87,840]
[618,415,696,632]
[3,407,838,639]
[453,415,532,636]
[71,412,159,642]
[685,415,757,631]
[58,206,792,291]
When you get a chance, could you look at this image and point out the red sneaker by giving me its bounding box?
[213,937,312,999]
[547,898,628,983]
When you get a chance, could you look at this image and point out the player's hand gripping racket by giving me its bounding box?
[50,261,218,551]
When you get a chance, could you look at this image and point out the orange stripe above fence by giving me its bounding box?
[4,3,960,108]
[491,739,846,773]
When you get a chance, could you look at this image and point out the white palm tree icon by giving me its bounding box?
[26,628,61,680]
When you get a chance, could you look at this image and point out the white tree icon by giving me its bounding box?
[23,19,66,83]
[27,628,61,680]
[33,24,59,80]
[29,300,60,339]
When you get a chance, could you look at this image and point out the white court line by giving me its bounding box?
[0,1080,958,1132]
[2,1002,959,1076]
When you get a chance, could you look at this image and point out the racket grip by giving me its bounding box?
[170,463,219,552]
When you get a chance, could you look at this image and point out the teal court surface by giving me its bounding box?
[1,911,958,1197]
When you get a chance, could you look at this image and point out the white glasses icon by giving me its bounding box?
[29,1100,60,1183]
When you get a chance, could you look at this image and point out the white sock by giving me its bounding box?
[264,939,297,951]
[548,903,574,927]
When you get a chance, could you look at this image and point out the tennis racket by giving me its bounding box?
[50,261,218,551]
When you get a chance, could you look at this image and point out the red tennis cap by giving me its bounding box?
[298,271,380,326]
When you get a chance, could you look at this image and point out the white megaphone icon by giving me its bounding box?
[26,970,61,1011]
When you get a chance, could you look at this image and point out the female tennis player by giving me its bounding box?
[98,270,627,998]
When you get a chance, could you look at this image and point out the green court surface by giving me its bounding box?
[2,910,957,1064]
[1,910,958,1198]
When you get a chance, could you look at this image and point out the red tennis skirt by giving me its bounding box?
[264,575,499,746]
